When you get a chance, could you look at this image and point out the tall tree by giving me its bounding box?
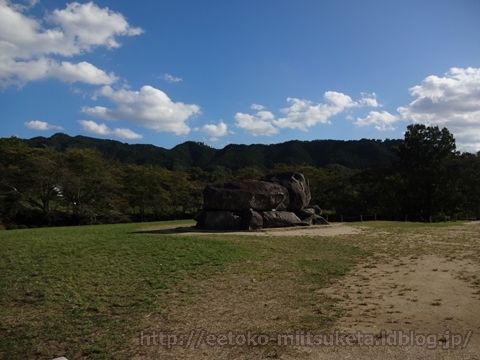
[397,124,457,220]
[0,139,61,223]
[59,148,122,224]
[122,165,171,221]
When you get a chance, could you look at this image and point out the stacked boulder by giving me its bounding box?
[195,172,328,230]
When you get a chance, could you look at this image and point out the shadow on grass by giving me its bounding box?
[132,226,260,235]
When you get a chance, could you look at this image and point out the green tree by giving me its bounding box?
[397,124,457,220]
[0,138,29,223]
[0,139,62,223]
[454,153,480,218]
[122,165,171,221]
[59,148,123,224]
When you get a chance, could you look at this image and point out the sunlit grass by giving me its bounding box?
[0,220,250,358]
[349,220,467,229]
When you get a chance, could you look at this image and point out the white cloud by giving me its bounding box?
[50,61,117,85]
[0,57,50,84]
[276,92,380,130]
[251,103,265,111]
[274,92,357,130]
[50,2,143,51]
[79,119,110,135]
[163,73,182,83]
[0,57,116,86]
[397,67,480,151]
[347,67,480,151]
[79,119,142,140]
[10,0,39,12]
[202,121,228,141]
[111,127,143,140]
[25,119,63,131]
[81,105,111,118]
[358,92,379,107]
[82,85,201,135]
[0,1,142,87]
[235,92,378,136]
[235,106,278,136]
[355,111,399,131]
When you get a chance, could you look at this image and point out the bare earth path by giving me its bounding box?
[140,223,360,237]
[134,222,480,359]
[296,255,480,359]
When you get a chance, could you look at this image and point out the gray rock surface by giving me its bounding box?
[264,172,311,211]
[262,211,303,228]
[196,172,328,230]
[242,209,264,230]
[203,180,289,211]
[196,210,242,230]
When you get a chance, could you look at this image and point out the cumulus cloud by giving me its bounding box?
[163,73,182,83]
[9,0,39,12]
[0,57,117,86]
[79,119,109,135]
[235,106,278,136]
[78,119,142,140]
[50,61,117,85]
[50,2,143,51]
[111,127,143,140]
[348,67,480,151]
[358,92,380,107]
[25,119,63,131]
[250,103,266,111]
[0,1,142,87]
[235,92,378,136]
[82,105,110,118]
[82,85,201,135]
[201,121,228,141]
[355,111,399,131]
[397,67,480,151]
[274,91,358,130]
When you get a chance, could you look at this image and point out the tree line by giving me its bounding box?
[24,132,401,170]
[1,124,479,228]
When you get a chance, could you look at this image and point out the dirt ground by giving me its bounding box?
[159,223,361,237]
[134,222,480,360]
[295,254,480,359]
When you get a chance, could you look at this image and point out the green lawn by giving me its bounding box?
[0,220,366,359]
[0,221,253,358]
[351,220,467,230]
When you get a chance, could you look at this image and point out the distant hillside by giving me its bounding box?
[20,133,402,170]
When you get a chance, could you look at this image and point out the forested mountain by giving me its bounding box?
[2,125,479,228]
[22,133,402,170]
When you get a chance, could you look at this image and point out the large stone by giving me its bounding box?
[203,180,289,212]
[295,206,327,224]
[296,207,316,220]
[196,210,242,230]
[196,172,327,230]
[312,205,322,215]
[263,172,311,211]
[242,209,263,230]
[297,212,330,225]
[295,208,315,225]
[312,215,329,225]
[262,211,303,228]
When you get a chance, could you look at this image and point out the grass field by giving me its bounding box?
[0,220,249,358]
[1,220,479,359]
[0,220,367,359]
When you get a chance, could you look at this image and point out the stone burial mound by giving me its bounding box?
[195,172,329,230]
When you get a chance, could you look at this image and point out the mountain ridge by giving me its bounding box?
[14,133,403,170]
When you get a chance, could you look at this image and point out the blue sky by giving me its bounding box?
[2,0,480,151]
